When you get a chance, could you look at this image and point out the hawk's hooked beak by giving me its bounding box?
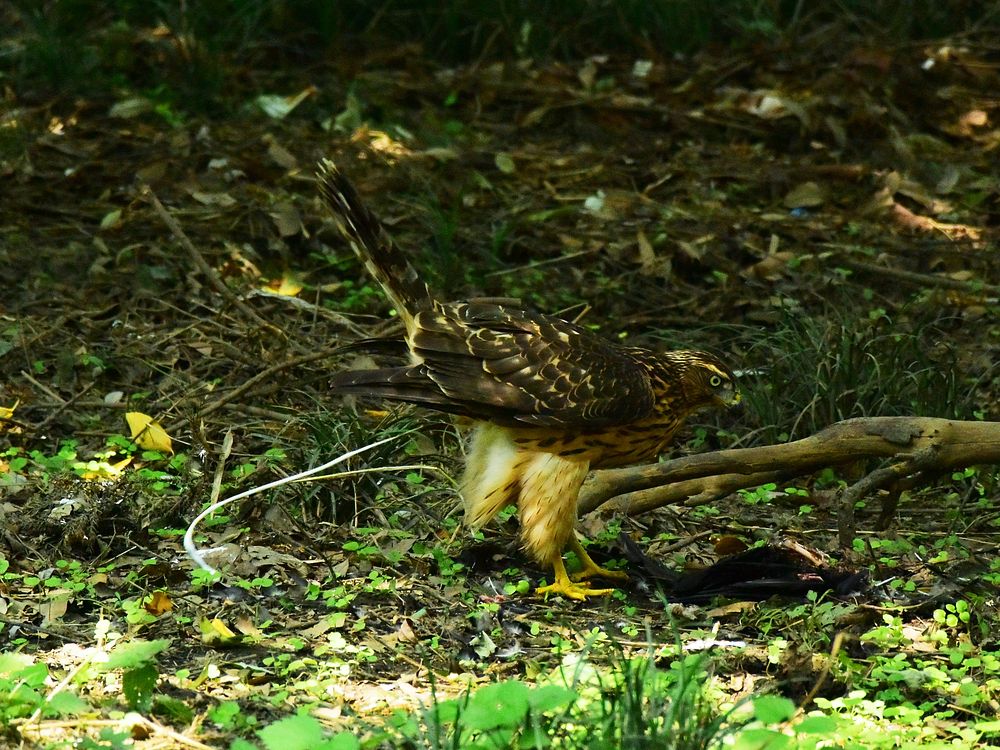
[717,385,742,409]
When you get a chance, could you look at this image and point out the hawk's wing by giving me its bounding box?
[332,300,657,428]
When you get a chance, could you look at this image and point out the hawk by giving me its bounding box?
[318,160,740,599]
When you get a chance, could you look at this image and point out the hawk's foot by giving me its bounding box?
[568,537,628,583]
[536,557,615,600]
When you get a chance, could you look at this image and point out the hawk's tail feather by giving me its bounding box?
[317,159,434,330]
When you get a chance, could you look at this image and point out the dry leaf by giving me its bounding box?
[108,97,154,119]
[745,252,794,281]
[199,617,240,646]
[706,601,756,618]
[79,456,133,480]
[266,138,298,169]
[235,615,263,639]
[39,591,71,623]
[0,400,19,421]
[125,412,174,454]
[783,182,825,208]
[636,229,672,279]
[100,209,123,230]
[145,591,174,616]
[495,152,516,174]
[190,191,236,208]
[396,619,417,643]
[256,85,317,120]
[270,203,304,237]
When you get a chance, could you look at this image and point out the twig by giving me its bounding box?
[837,257,1000,297]
[34,381,96,431]
[248,289,369,336]
[655,530,714,554]
[483,249,598,277]
[194,346,344,420]
[211,431,234,506]
[143,186,286,338]
[838,446,940,547]
[20,370,66,404]
[797,631,846,712]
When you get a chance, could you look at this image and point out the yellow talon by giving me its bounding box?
[536,557,615,600]
[568,537,628,583]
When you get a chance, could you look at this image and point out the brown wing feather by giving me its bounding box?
[334,300,658,428]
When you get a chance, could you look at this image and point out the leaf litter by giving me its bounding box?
[1,29,998,746]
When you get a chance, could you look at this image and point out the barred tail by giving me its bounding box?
[317,159,434,332]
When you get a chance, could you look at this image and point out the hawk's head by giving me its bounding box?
[670,351,741,411]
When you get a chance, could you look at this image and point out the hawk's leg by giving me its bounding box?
[535,556,614,600]
[568,537,628,583]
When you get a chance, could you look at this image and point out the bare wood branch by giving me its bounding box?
[837,446,941,546]
[837,257,1000,297]
[579,417,1000,520]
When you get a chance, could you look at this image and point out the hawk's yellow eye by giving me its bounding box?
[709,375,722,387]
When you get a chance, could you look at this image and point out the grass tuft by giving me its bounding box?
[734,307,990,444]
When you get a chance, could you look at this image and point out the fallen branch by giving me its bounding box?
[578,417,1000,544]
[144,185,287,341]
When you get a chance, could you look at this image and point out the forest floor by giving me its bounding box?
[2,27,999,749]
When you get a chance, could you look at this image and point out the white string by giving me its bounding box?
[183,433,407,574]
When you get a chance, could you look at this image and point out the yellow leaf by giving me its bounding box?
[263,274,303,297]
[79,456,133,481]
[199,617,241,646]
[125,412,174,454]
[0,400,19,421]
[145,591,174,616]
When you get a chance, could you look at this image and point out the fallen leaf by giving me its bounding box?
[144,591,173,616]
[495,152,516,174]
[396,619,417,642]
[199,617,241,646]
[415,147,459,162]
[0,400,19,421]
[108,97,154,119]
[714,536,749,555]
[190,191,236,208]
[577,57,599,90]
[125,412,174,454]
[583,190,605,214]
[745,252,794,281]
[783,182,825,208]
[265,137,298,169]
[269,203,303,238]
[100,209,123,230]
[636,229,672,279]
[79,456,132,480]
[39,591,71,623]
[135,161,167,184]
[256,85,318,120]
[235,615,263,639]
[706,601,756,618]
